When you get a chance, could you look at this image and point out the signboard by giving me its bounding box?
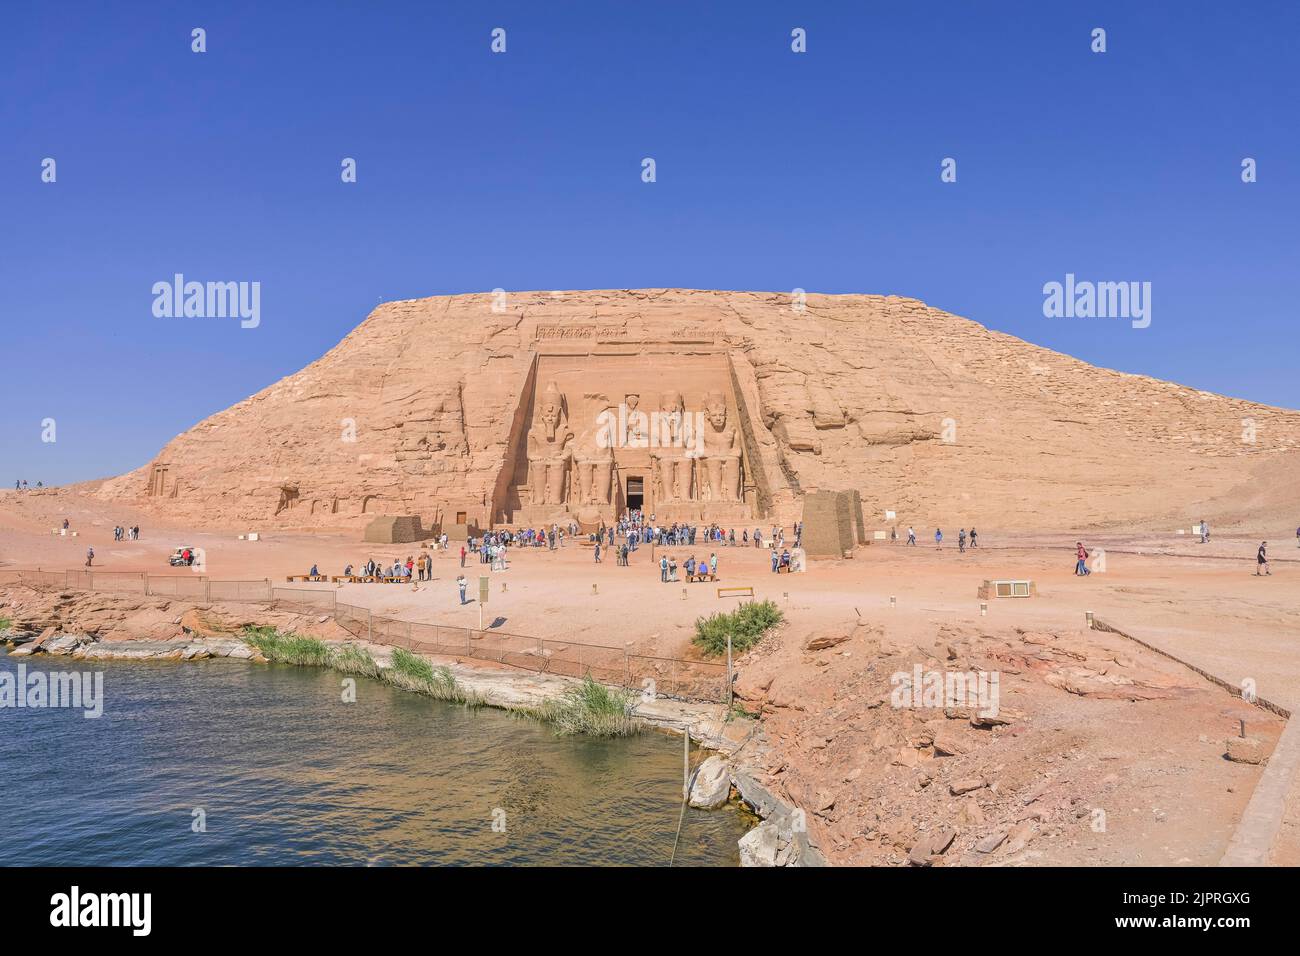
[478,576,489,604]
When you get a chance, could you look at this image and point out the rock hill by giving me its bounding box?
[88,289,1300,533]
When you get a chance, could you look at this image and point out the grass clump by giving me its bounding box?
[0,615,12,634]
[531,675,640,737]
[242,627,333,666]
[692,599,783,657]
[386,647,479,704]
[241,626,480,705]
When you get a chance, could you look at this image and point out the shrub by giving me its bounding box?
[692,599,783,657]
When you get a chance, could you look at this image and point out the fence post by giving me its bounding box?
[145,573,151,597]
[264,578,271,601]
[204,577,211,604]
[367,609,373,643]
[332,590,338,613]
[466,628,472,656]
[726,633,733,709]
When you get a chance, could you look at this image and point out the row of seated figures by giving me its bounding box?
[520,382,746,520]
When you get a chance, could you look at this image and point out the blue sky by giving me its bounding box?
[2,1,1296,486]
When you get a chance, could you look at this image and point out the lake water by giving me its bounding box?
[0,649,746,865]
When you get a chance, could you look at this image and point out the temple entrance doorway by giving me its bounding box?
[625,476,644,513]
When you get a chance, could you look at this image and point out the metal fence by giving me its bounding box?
[2,568,727,703]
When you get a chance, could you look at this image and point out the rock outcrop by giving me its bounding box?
[82,289,1300,531]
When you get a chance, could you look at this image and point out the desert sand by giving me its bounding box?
[5,288,1299,867]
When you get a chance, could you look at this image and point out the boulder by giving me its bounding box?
[738,821,782,867]
[949,777,987,795]
[805,630,851,652]
[688,756,732,809]
[1224,736,1266,765]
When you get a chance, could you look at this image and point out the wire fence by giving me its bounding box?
[0,568,728,703]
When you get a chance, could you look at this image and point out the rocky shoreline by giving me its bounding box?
[1,586,824,868]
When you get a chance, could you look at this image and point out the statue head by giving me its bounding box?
[538,381,563,439]
[704,391,728,431]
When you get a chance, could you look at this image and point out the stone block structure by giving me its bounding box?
[801,490,862,558]
[363,515,426,544]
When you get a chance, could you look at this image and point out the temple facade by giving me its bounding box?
[493,341,771,528]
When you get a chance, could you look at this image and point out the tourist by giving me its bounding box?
[1200,519,1209,544]
[1295,525,1300,548]
[344,563,353,577]
[709,553,718,578]
[659,554,669,582]
[85,546,94,567]
[890,526,898,544]
[934,528,942,550]
[1075,542,1090,576]
[668,557,678,581]
[907,526,916,546]
[63,518,70,531]
[1256,541,1270,576]
[780,548,791,570]
[969,527,978,548]
[459,544,467,567]
[594,540,602,563]
[310,564,319,578]
[958,529,966,553]
[685,555,696,580]
[457,574,468,603]
[771,549,779,573]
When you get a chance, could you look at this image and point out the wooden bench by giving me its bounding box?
[331,574,365,583]
[687,570,717,583]
[717,585,754,598]
[286,574,328,583]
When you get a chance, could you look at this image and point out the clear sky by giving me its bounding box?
[2,1,1296,487]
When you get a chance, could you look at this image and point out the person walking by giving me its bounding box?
[906,526,916,546]
[934,528,943,550]
[969,527,978,548]
[1075,542,1090,576]
[459,544,466,568]
[660,554,669,582]
[85,546,94,567]
[1256,541,1270,576]
[771,548,779,573]
[594,540,602,563]
[958,528,966,553]
[457,574,468,604]
[1200,519,1209,544]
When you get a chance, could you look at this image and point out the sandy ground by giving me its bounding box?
[3,488,1297,866]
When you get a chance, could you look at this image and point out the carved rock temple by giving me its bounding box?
[88,289,1300,533]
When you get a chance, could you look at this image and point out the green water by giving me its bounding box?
[0,650,746,865]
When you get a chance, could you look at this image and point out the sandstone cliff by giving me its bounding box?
[89,289,1300,532]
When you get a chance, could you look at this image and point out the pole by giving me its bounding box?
[683,729,690,799]
[726,632,733,709]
